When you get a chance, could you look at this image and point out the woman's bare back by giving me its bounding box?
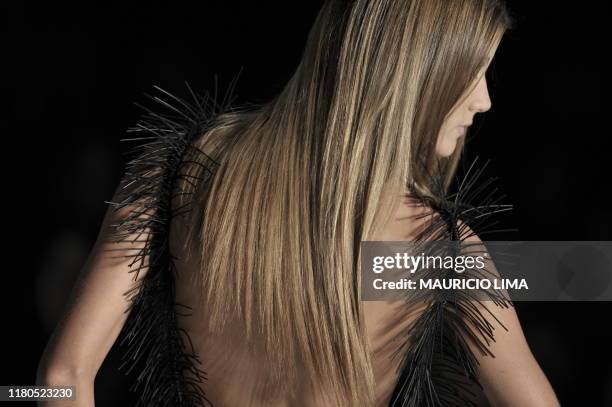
[170,194,432,407]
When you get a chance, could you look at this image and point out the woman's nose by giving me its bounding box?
[469,77,492,113]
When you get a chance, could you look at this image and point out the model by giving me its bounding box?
[37,1,560,406]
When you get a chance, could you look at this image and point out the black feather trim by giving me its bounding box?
[387,155,517,407]
[104,80,238,407]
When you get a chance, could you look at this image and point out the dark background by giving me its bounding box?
[1,0,610,405]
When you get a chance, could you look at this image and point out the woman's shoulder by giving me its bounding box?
[370,194,433,241]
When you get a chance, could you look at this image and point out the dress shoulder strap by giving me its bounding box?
[104,82,234,407]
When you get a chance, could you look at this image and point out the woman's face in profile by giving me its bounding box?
[436,51,496,157]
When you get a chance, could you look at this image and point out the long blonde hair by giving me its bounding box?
[181,0,513,404]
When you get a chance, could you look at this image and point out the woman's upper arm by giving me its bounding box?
[37,184,149,382]
[460,225,560,407]
[473,300,560,407]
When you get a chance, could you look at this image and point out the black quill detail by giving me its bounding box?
[387,156,517,407]
[104,81,238,407]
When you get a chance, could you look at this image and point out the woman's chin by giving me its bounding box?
[435,140,457,157]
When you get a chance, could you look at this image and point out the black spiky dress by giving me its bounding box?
[105,83,515,407]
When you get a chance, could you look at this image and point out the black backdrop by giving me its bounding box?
[1,1,610,406]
